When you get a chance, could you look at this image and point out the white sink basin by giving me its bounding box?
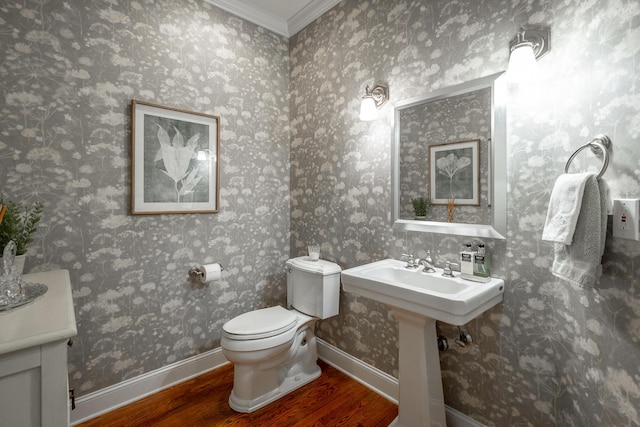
[341,258,504,325]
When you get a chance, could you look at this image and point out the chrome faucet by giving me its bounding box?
[417,251,436,273]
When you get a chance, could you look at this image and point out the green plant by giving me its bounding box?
[0,194,43,255]
[411,197,430,217]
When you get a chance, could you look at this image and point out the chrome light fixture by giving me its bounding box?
[508,26,550,80]
[359,83,389,121]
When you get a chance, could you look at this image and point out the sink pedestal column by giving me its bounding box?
[389,309,446,427]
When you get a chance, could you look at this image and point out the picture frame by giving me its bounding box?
[131,100,220,214]
[429,139,480,205]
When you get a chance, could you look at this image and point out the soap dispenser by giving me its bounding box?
[460,242,474,276]
[473,243,491,282]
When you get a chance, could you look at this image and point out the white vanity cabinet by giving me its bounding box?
[0,270,77,427]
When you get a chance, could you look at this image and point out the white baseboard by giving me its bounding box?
[316,338,399,404]
[70,348,228,426]
[71,340,484,427]
[316,338,486,427]
[445,406,488,427]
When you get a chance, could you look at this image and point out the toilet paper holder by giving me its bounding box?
[188,263,224,284]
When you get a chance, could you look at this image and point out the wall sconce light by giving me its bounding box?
[359,83,389,121]
[508,26,550,80]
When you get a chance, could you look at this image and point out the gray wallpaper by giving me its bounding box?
[0,0,290,394]
[290,0,640,426]
[2,0,640,426]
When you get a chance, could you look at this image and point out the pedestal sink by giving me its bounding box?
[341,258,505,427]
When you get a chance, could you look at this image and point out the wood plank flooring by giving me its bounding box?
[76,360,398,427]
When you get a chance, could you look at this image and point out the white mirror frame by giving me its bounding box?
[391,72,507,240]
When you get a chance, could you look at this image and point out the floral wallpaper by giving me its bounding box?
[398,87,491,223]
[290,0,640,426]
[0,0,290,395]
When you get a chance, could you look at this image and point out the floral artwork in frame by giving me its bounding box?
[131,100,220,214]
[429,139,480,206]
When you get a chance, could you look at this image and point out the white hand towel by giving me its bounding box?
[551,176,609,288]
[542,172,594,245]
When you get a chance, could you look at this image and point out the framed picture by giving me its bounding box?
[429,139,480,205]
[131,100,220,214]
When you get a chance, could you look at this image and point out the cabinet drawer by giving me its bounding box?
[0,346,40,376]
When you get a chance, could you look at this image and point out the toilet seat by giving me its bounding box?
[223,306,298,341]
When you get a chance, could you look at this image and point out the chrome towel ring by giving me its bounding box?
[564,134,612,180]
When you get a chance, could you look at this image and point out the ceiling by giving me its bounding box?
[205,0,342,38]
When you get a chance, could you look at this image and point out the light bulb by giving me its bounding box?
[507,43,539,82]
[359,97,377,121]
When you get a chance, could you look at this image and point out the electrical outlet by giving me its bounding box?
[612,199,640,240]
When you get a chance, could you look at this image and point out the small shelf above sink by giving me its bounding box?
[341,258,504,326]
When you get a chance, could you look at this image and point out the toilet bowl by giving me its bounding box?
[221,257,341,413]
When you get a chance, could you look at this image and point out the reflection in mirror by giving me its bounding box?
[399,88,491,223]
[391,73,507,239]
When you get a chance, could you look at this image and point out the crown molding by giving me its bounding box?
[205,0,288,36]
[287,0,342,36]
[205,0,341,38]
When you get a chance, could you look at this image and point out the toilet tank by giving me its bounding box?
[285,257,342,319]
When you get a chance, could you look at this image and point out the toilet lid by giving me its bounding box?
[223,306,298,340]
[286,256,342,275]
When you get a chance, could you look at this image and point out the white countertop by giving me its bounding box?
[0,270,77,355]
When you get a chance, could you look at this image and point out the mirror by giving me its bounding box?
[391,73,506,239]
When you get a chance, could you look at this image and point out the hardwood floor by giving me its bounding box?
[76,360,398,427]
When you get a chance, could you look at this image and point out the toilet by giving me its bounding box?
[221,256,342,413]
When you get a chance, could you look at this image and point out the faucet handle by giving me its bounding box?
[401,254,418,269]
[401,253,415,263]
[442,261,459,277]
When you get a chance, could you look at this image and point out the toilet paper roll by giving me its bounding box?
[199,263,222,283]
